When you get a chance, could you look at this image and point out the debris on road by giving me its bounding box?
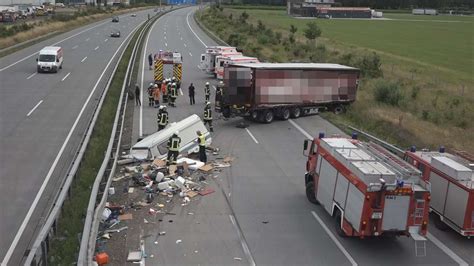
[234,257,243,261]
[176,239,182,244]
[127,251,142,262]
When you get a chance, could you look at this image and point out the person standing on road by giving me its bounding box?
[204,82,211,102]
[166,131,181,166]
[147,83,154,107]
[157,106,168,131]
[188,83,195,105]
[215,81,223,112]
[161,79,167,103]
[153,84,161,107]
[135,83,141,106]
[196,130,207,163]
[169,83,177,107]
[204,102,214,132]
[148,53,153,70]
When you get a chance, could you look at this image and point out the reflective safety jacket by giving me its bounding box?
[198,134,206,146]
[170,86,177,98]
[158,111,168,125]
[205,85,210,96]
[204,107,212,120]
[168,135,181,151]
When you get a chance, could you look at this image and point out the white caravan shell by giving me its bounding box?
[130,114,211,160]
[199,46,238,75]
[37,46,63,73]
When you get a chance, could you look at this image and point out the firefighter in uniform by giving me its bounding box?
[215,81,224,112]
[169,82,177,107]
[164,79,171,103]
[166,131,181,166]
[157,106,168,131]
[147,82,154,106]
[204,102,214,132]
[196,130,207,163]
[161,79,167,103]
[204,82,211,102]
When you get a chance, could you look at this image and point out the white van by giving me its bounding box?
[37,46,63,73]
[131,114,211,160]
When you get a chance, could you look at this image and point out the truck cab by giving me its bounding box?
[37,46,63,73]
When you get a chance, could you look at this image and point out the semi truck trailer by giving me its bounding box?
[221,63,360,123]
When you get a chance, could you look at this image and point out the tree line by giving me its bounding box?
[234,0,473,9]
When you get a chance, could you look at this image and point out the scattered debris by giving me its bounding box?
[118,158,135,166]
[176,239,182,244]
[234,257,243,261]
[188,212,194,215]
[186,191,198,198]
[128,187,135,193]
[127,251,142,262]
[144,219,149,224]
[104,226,128,234]
[199,187,215,196]
[158,231,166,235]
[118,213,133,220]
[199,164,213,172]
[262,221,269,224]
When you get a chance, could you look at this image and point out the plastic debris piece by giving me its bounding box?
[176,239,182,244]
[144,219,149,224]
[127,251,142,262]
[159,231,166,235]
[234,257,242,261]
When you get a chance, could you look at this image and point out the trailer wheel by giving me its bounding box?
[433,214,449,231]
[334,211,346,237]
[280,108,290,120]
[263,110,274,123]
[291,107,301,118]
[306,181,318,204]
[333,105,345,114]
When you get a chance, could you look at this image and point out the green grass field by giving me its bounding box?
[198,7,474,152]
[230,9,473,81]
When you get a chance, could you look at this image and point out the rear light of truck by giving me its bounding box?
[361,220,367,231]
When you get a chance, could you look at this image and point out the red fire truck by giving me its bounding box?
[304,135,430,239]
[405,148,474,237]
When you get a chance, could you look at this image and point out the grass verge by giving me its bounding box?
[196,6,473,153]
[46,18,143,266]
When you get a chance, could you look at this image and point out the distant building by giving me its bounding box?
[0,0,54,5]
[287,0,334,16]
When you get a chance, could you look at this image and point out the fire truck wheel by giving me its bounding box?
[306,181,318,204]
[433,214,449,231]
[263,110,274,123]
[291,107,301,118]
[334,211,346,237]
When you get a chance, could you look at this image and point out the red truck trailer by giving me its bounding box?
[303,135,430,240]
[405,148,474,237]
[221,63,360,123]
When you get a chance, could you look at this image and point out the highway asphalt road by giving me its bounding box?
[0,8,160,265]
[129,6,474,266]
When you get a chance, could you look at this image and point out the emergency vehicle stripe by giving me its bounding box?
[154,60,164,82]
[173,63,182,81]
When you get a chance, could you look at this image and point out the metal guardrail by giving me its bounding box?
[77,7,182,264]
[23,18,143,266]
[348,125,405,157]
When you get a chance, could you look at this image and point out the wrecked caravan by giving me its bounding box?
[131,114,211,160]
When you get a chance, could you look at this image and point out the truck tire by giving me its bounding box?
[306,181,318,204]
[280,108,290,120]
[263,110,274,123]
[291,107,301,118]
[251,110,259,121]
[334,105,345,114]
[433,214,449,231]
[334,211,346,237]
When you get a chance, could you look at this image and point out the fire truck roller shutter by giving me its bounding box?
[345,184,365,231]
[382,195,410,231]
[317,157,339,214]
[444,183,470,228]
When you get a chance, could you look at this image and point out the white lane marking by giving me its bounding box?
[26,100,43,117]
[212,85,216,91]
[180,36,183,40]
[229,215,256,266]
[96,32,100,35]
[72,45,78,49]
[104,38,108,42]
[183,43,187,47]
[288,119,313,139]
[61,72,71,81]
[311,211,358,266]
[26,72,37,80]
[81,56,87,63]
[427,233,468,266]
[164,35,166,40]
[94,46,100,50]
[179,88,183,96]
[245,128,259,144]
[0,20,109,72]
[85,37,90,41]
[186,10,207,47]
[165,42,167,47]
[189,52,192,57]
[0,22,142,266]
[140,12,164,137]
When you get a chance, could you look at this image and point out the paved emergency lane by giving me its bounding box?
[0,9,159,265]
[134,6,472,266]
